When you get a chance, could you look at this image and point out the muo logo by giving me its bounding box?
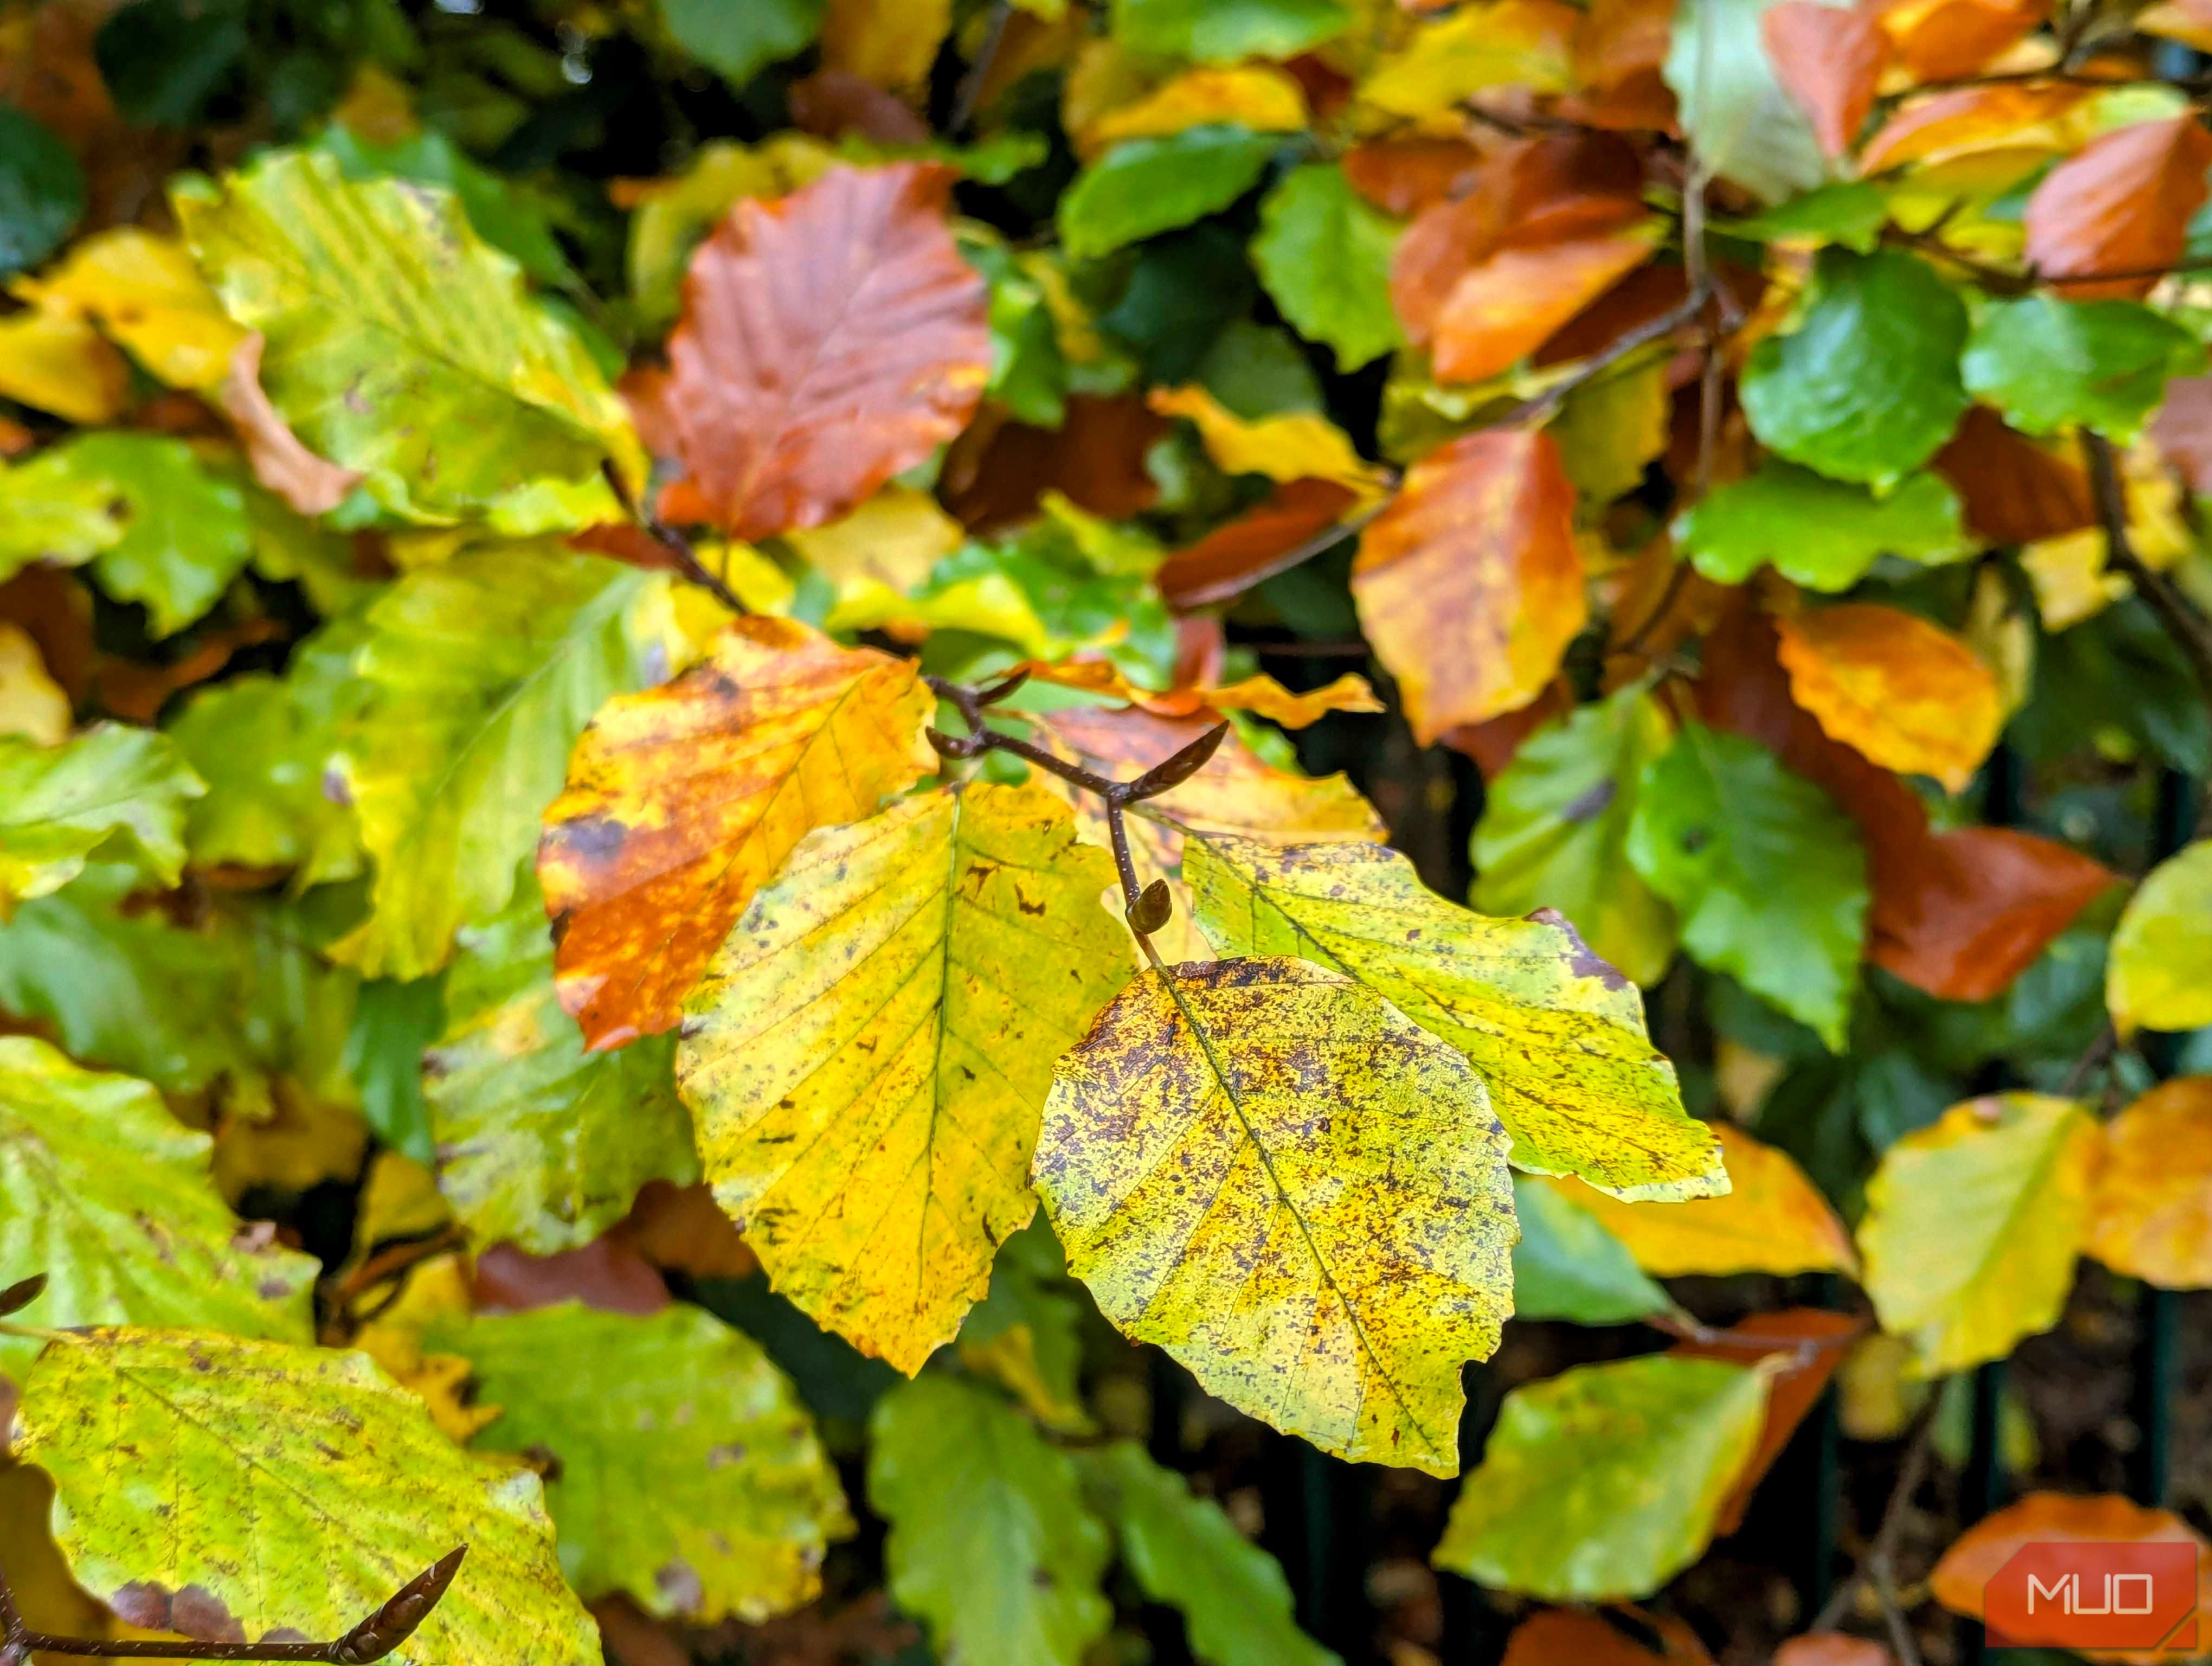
[1985,1541,2199,1651]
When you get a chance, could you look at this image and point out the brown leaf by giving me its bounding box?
[1694,599,2113,1001]
[1763,3,1889,158]
[473,1234,671,1315]
[1877,0,2047,80]
[2151,374,2212,495]
[537,617,935,1049]
[1569,0,1680,131]
[1670,1308,1861,1534]
[1859,82,2092,172]
[2024,115,2212,299]
[217,333,364,516]
[1342,137,1487,215]
[1773,1638,1893,1666]
[1502,1607,1714,1665]
[1352,430,1587,742]
[641,163,989,539]
[1156,478,1361,608]
[940,394,1168,532]
[593,1598,691,1666]
[2088,1077,2212,1289]
[786,68,932,143]
[1431,223,1658,383]
[0,567,98,702]
[1533,258,1765,368]
[616,1180,758,1281]
[1934,405,2097,544]
[1773,601,2004,793]
[95,615,285,723]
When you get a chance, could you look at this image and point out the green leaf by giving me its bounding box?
[1059,126,1281,261]
[2107,841,2212,1039]
[1740,248,1970,488]
[1857,1093,2098,1374]
[0,725,203,911]
[0,1036,316,1382]
[1097,223,1257,384]
[45,433,252,636]
[661,0,825,87]
[315,126,581,294]
[0,445,126,578]
[173,148,638,530]
[958,1223,1093,1433]
[1186,833,1721,1200]
[1251,163,1403,371]
[333,548,676,979]
[346,973,444,1165]
[1663,0,1825,205]
[427,1302,851,1622]
[1508,1175,1670,1324]
[1471,683,1679,989]
[1553,362,1670,504]
[677,782,1130,1373]
[1625,721,1869,1050]
[1076,1442,1339,1666]
[869,1375,1113,1666]
[1431,1354,1771,1599]
[1198,318,1324,417]
[1034,955,1515,1475]
[1679,462,1969,590]
[963,234,1069,428]
[1110,0,1351,60]
[166,673,362,883]
[428,882,695,1254]
[1962,295,2207,446]
[1716,181,1888,252]
[16,1329,598,1666]
[0,106,86,277]
[94,0,246,126]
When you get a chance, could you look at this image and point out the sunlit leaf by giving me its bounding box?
[2106,840,2212,1038]
[1774,602,2004,794]
[1111,0,1352,61]
[1089,65,1311,149]
[1148,383,1390,495]
[1034,954,1515,1475]
[1252,164,1404,371]
[0,724,201,912]
[1761,2,1887,158]
[0,305,128,422]
[166,670,362,883]
[12,225,245,389]
[2023,114,2212,300]
[1361,2,1579,117]
[1664,0,1825,203]
[2089,1077,2212,1290]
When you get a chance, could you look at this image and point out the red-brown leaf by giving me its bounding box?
[940,394,1168,531]
[218,332,364,516]
[2024,116,2212,299]
[2152,374,2212,494]
[1156,478,1361,608]
[1933,405,2097,545]
[473,1235,671,1315]
[787,67,932,143]
[1763,3,1889,158]
[1503,1608,1714,1665]
[1879,0,2047,80]
[1671,1308,1861,1535]
[642,163,989,539]
[1342,137,1487,215]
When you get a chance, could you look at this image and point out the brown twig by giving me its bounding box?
[2084,430,2212,838]
[948,0,1013,136]
[0,1548,466,1664]
[1812,1387,1946,1635]
[598,460,747,617]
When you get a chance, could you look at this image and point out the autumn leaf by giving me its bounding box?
[0,306,127,423]
[2023,116,2212,299]
[1877,0,2046,76]
[1544,1123,1857,1277]
[0,723,202,913]
[12,224,245,390]
[1432,222,1662,385]
[1087,65,1311,149]
[1186,834,1722,1200]
[1670,1308,1860,1534]
[634,163,989,540]
[1773,602,2003,793]
[1015,658,1380,727]
[1858,1093,2099,1375]
[2089,1077,2212,1289]
[1034,956,1516,1475]
[1859,81,2091,172]
[538,616,933,1050]
[678,783,1130,1372]
[1664,0,1825,203]
[1934,404,2097,546]
[1761,3,1887,158]
[2106,841,2212,1038]
[1504,1609,1716,1666]
[1353,430,1588,743]
[217,332,365,516]
[1147,383,1390,496]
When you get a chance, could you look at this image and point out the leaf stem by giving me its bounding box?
[597,460,747,617]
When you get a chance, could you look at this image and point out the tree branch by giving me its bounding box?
[598,460,747,617]
[1812,1387,1945,1635]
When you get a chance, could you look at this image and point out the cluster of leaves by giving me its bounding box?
[4,0,2212,1662]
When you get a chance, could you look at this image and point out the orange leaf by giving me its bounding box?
[2089,1077,2212,1289]
[1014,660,1380,727]
[1352,430,1587,742]
[1671,1308,1861,1534]
[537,617,935,1050]
[1876,0,2047,78]
[1774,1638,1893,1666]
[1571,0,1680,128]
[1934,405,2097,545]
[616,1180,759,1281]
[1763,3,1889,158]
[2024,116,2212,299]
[1342,137,1487,215]
[1931,1493,2212,1665]
[1432,223,1660,383]
[1773,602,2004,793]
[1502,1608,1714,1665]
[1859,82,2092,172]
[1156,478,1361,608]
[639,163,989,539]
[1545,1124,1860,1277]
[217,333,364,517]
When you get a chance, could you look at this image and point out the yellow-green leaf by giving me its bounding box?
[0,726,203,914]
[0,1036,316,1382]
[15,1329,597,1666]
[1187,834,1719,1200]
[868,1374,1113,1666]
[1431,1354,1771,1600]
[2107,840,2212,1039]
[1857,1093,2099,1375]
[677,781,1130,1373]
[1033,955,1515,1475]
[174,148,638,530]
[427,1301,851,1622]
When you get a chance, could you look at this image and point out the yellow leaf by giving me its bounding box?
[1147,385,1392,498]
[1015,659,1382,728]
[2107,841,2212,1039]
[0,307,130,423]
[349,1251,500,1443]
[2020,440,2188,629]
[2089,1077,2212,1289]
[787,484,965,600]
[1857,1093,2099,1375]
[1356,0,1579,117]
[820,0,953,92]
[349,1149,455,1263]
[14,227,247,391]
[1034,955,1516,1476]
[211,1085,370,1205]
[959,1323,1095,1433]
[1773,601,2004,793]
[1543,1123,1857,1277]
[0,622,69,745]
[1089,65,1310,149]
[678,783,1131,1373]
[1064,37,1168,161]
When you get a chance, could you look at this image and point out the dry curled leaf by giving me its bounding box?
[218,332,364,516]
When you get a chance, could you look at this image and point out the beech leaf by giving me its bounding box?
[1679,464,1969,591]
[0,724,203,913]
[2106,840,2212,1038]
[2089,1077,2212,1290]
[1773,602,2004,794]
[2023,115,2212,300]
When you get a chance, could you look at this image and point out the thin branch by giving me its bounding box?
[598,460,746,617]
[1812,1387,1946,1633]
[1508,286,1712,429]
[948,0,1013,136]
[0,1548,466,1664]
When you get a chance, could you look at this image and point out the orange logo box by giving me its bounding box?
[1985,1541,2199,1651]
